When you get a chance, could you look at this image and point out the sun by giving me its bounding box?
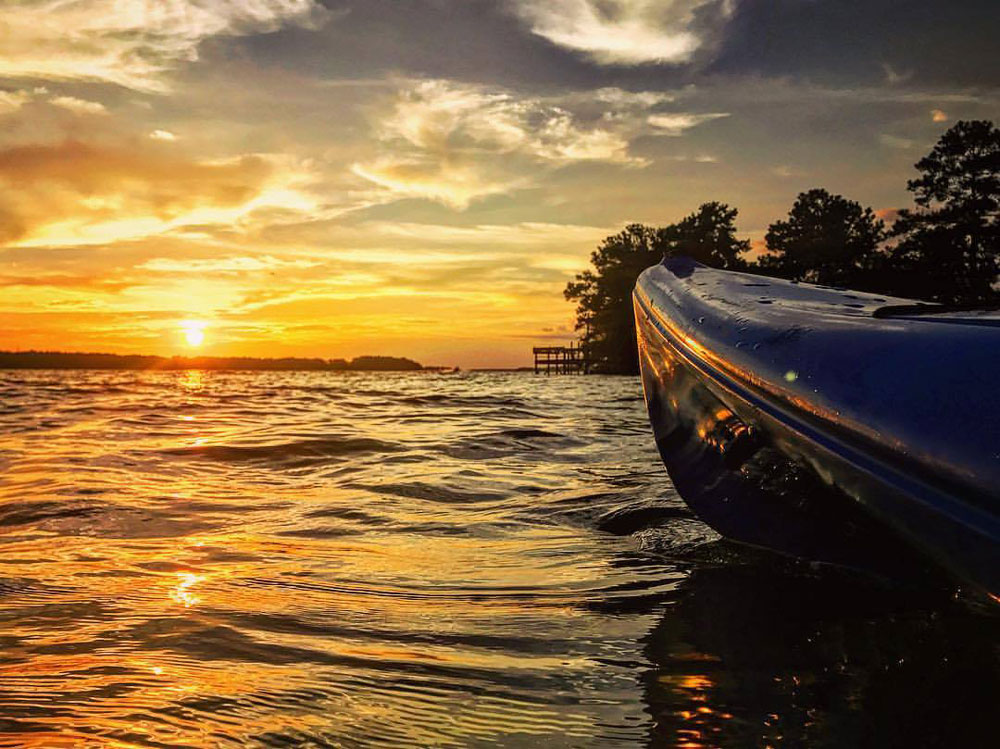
[180,320,207,348]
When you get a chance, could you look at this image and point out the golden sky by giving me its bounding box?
[1,1,996,367]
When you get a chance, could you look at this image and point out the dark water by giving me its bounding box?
[0,370,996,747]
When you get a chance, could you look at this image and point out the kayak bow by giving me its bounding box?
[634,256,1000,594]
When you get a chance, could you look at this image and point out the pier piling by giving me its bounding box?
[532,343,590,374]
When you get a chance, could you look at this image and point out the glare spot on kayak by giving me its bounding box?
[784,370,798,382]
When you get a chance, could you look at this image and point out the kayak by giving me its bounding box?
[633,256,1000,595]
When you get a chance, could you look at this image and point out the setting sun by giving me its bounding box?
[180,320,206,348]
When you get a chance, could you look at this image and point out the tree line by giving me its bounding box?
[565,120,1000,374]
[0,351,424,371]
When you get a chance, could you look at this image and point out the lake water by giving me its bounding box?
[0,370,996,747]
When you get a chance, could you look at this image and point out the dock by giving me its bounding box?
[533,343,591,374]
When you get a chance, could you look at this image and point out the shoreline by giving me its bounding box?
[0,350,425,373]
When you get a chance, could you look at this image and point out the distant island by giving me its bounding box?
[0,351,424,372]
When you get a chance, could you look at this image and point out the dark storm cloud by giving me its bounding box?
[710,0,1000,88]
[225,0,597,90]
[215,0,728,92]
[215,0,998,92]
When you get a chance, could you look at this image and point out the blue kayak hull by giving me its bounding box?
[634,257,1000,595]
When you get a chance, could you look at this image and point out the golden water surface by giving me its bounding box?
[0,371,995,747]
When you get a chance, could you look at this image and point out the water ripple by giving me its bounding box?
[0,369,995,747]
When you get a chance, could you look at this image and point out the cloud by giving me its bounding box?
[370,80,641,163]
[0,90,32,113]
[509,0,734,65]
[353,79,716,208]
[139,255,319,274]
[150,130,178,141]
[352,159,517,210]
[882,63,913,86]
[0,88,110,120]
[879,133,916,150]
[0,139,310,245]
[648,112,728,134]
[49,96,108,116]
[771,165,802,178]
[0,0,329,91]
[711,1,998,89]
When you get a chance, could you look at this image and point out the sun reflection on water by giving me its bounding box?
[178,369,204,391]
[170,571,203,608]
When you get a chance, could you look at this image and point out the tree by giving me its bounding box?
[758,188,885,288]
[565,224,664,375]
[659,202,751,270]
[565,204,750,374]
[887,120,1000,304]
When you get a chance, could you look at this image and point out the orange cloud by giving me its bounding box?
[0,140,273,244]
[875,207,902,223]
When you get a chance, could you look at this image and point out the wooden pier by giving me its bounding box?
[533,343,591,374]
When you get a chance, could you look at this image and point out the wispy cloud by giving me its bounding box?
[648,112,729,134]
[879,133,917,150]
[139,256,320,274]
[509,0,734,65]
[49,96,107,116]
[0,0,330,91]
[353,79,721,208]
[771,165,803,178]
[0,90,32,113]
[882,63,913,86]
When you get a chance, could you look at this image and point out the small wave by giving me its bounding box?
[496,428,565,440]
[345,481,508,505]
[276,526,364,538]
[0,576,75,599]
[0,499,218,538]
[396,394,529,408]
[303,506,390,524]
[160,436,400,467]
[440,427,586,462]
[596,501,693,536]
[0,499,104,528]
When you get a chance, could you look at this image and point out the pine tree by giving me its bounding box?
[888,120,1000,304]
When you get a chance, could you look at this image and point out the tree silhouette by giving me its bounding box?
[887,120,1000,304]
[565,204,749,373]
[757,188,885,288]
[659,202,751,270]
[565,224,664,375]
